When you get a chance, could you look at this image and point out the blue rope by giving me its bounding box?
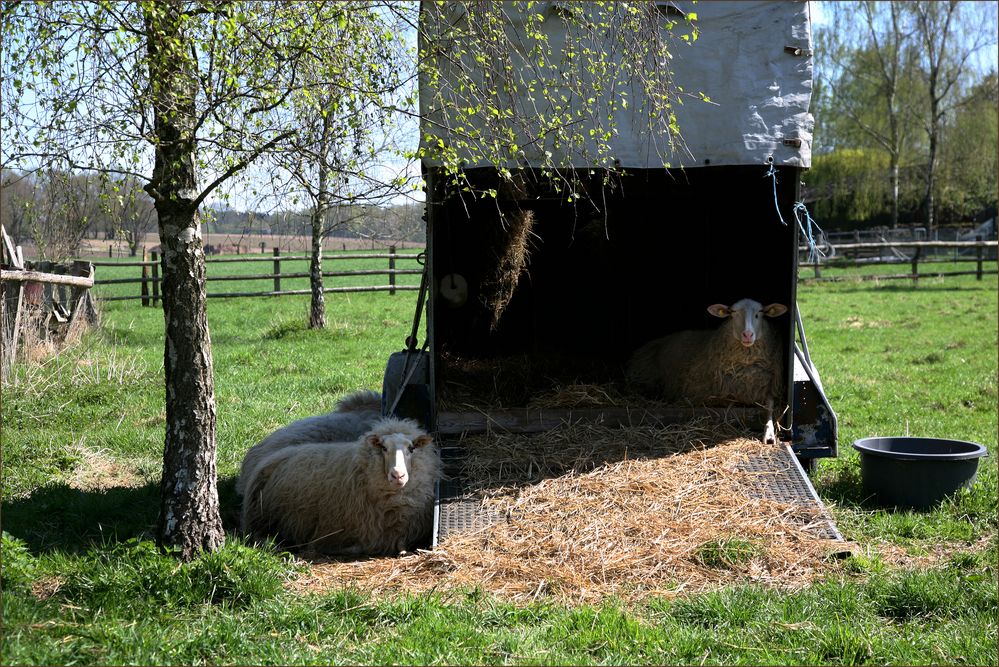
[764,162,826,264]
[764,162,786,226]
[793,201,826,265]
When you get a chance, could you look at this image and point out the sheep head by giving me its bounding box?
[366,430,434,489]
[707,299,787,348]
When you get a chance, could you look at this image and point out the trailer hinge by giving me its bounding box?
[782,138,802,148]
[784,46,812,57]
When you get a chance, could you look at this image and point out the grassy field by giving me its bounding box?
[2,262,996,665]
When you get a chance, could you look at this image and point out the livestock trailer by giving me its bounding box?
[383,1,838,542]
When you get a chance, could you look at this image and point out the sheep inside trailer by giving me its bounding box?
[383,1,840,547]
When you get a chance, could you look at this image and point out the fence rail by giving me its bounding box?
[799,239,997,283]
[90,246,423,303]
[87,239,995,302]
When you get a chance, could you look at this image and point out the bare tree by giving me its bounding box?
[911,1,996,230]
[815,2,920,229]
[112,177,157,257]
[264,3,412,329]
[0,169,33,246]
[25,167,106,261]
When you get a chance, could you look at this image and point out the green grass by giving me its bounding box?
[797,272,998,549]
[2,264,996,665]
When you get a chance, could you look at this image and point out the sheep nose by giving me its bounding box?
[390,469,408,486]
[741,332,755,345]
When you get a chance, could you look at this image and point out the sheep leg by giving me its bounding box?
[762,399,776,444]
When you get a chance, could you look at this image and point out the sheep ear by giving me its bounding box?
[413,435,433,449]
[763,303,788,317]
[707,304,731,318]
[366,434,384,449]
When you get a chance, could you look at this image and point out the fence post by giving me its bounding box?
[976,235,983,280]
[151,250,160,304]
[273,247,281,293]
[388,244,396,296]
[911,246,920,285]
[108,245,113,258]
[140,247,150,307]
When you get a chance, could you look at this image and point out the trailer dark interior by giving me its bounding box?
[427,166,800,411]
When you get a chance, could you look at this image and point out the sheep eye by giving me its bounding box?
[407,444,416,453]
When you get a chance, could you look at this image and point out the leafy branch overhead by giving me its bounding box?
[416,1,700,198]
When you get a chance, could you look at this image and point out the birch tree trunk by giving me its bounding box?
[144,0,224,560]
[309,196,327,329]
[308,111,333,330]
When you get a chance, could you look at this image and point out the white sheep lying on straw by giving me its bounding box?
[626,298,788,443]
[235,390,382,497]
[240,417,442,556]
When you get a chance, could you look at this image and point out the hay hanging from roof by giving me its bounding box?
[290,422,850,604]
[479,208,536,332]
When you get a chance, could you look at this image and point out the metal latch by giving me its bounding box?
[784,46,812,57]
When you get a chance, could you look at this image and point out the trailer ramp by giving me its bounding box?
[434,438,845,547]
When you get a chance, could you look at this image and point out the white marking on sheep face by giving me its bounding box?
[707,299,788,347]
[366,432,433,489]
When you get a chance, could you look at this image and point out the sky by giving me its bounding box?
[6,1,997,214]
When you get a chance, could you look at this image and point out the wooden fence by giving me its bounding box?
[87,239,996,302]
[1,225,99,381]
[91,246,422,303]
[799,239,997,283]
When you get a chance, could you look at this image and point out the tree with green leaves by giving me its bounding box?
[2,0,405,559]
[911,0,996,229]
[937,71,999,223]
[811,0,997,229]
[813,1,922,228]
[413,1,698,200]
[263,4,412,329]
[2,0,693,560]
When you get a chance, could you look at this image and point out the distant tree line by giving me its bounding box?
[0,167,424,260]
[205,202,425,247]
[806,1,997,230]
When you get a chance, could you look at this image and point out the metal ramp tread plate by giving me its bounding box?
[433,477,504,545]
[433,443,845,546]
[734,444,844,542]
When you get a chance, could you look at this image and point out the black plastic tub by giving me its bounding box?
[853,437,989,509]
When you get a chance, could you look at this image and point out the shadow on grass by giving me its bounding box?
[2,475,244,555]
[816,462,877,509]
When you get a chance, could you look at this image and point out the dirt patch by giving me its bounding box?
[843,316,892,329]
[67,444,149,492]
[30,576,65,601]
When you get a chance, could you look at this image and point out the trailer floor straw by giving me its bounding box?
[435,433,845,546]
[291,423,852,604]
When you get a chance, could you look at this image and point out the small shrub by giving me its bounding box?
[0,532,38,592]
